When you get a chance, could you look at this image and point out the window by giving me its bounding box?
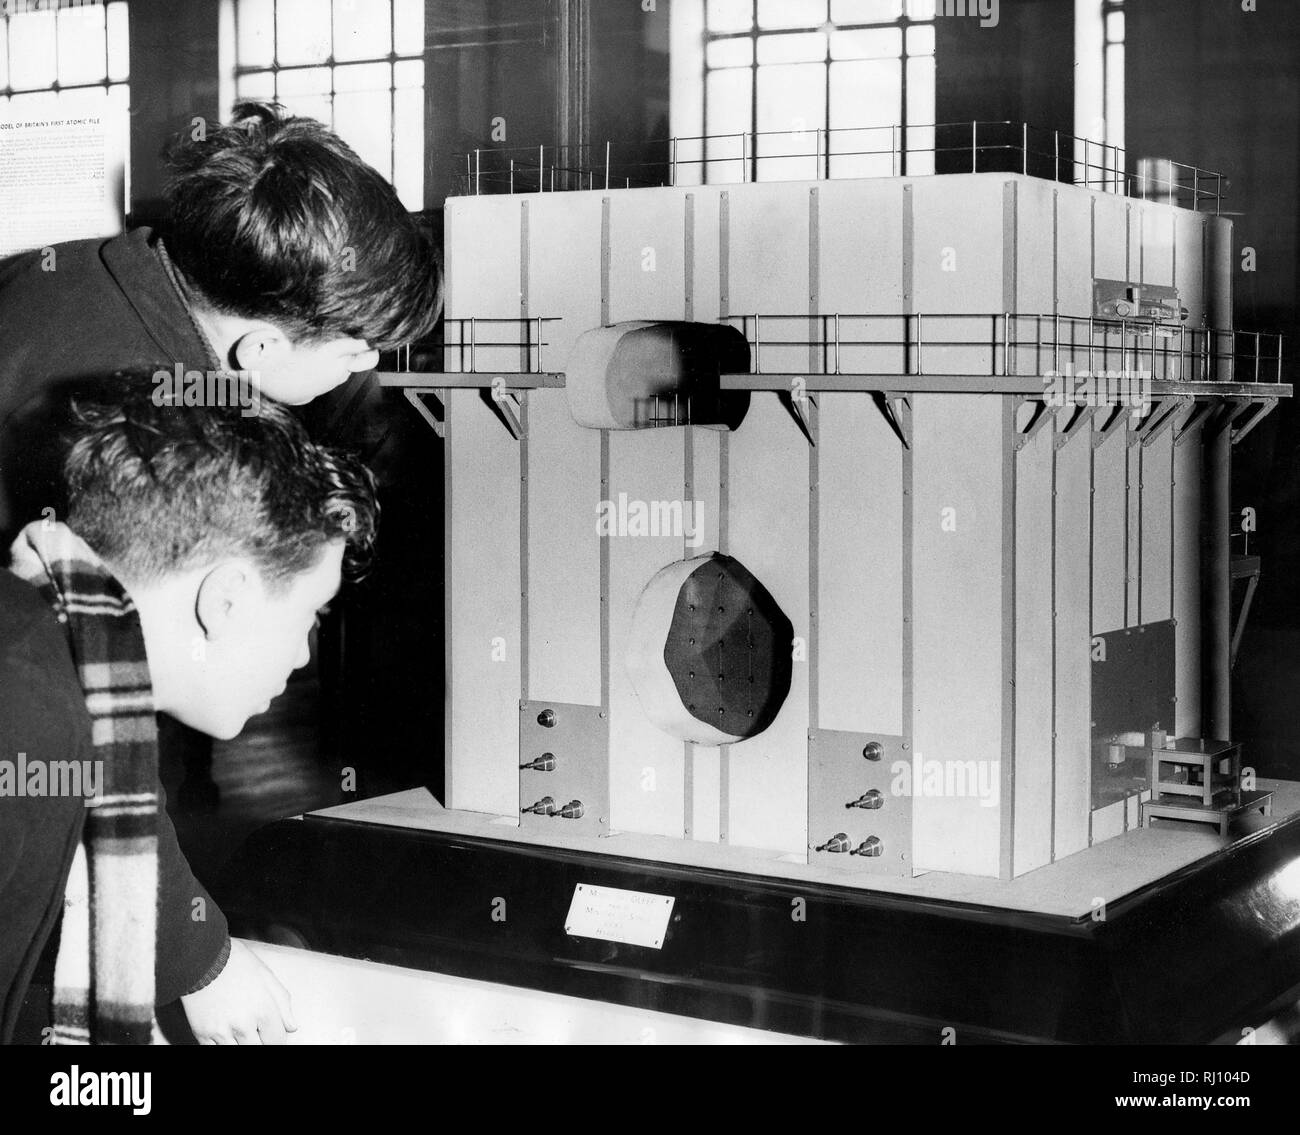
[1102,0,1124,157]
[232,0,425,209]
[697,0,936,183]
[0,0,129,116]
[1074,0,1124,187]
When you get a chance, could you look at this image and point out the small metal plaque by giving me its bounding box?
[518,700,609,837]
[564,884,675,949]
[807,729,911,876]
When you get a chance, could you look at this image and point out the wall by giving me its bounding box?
[1125,0,1300,775]
[424,0,556,203]
[935,0,1074,176]
[126,0,222,224]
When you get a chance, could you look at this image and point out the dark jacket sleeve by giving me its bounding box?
[0,642,231,1021]
[153,779,231,1004]
[0,655,87,1044]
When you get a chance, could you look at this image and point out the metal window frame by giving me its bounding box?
[0,0,128,102]
[1101,0,1125,154]
[231,0,425,187]
[701,0,936,182]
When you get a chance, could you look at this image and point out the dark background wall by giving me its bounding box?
[424,0,556,203]
[127,0,221,226]
[1124,0,1300,775]
[936,0,1074,141]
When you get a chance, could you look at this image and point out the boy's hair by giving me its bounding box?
[62,373,378,591]
[162,102,441,352]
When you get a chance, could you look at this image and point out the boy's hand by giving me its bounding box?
[180,939,298,1044]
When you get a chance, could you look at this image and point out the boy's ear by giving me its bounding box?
[231,326,291,373]
[194,563,253,640]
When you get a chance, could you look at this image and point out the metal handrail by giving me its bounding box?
[718,312,1281,384]
[438,316,561,374]
[426,312,1283,385]
[453,122,1227,214]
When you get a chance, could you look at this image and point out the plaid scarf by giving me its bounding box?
[8,520,159,1045]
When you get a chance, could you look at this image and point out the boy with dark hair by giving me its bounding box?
[0,373,379,1044]
[162,102,437,373]
[0,100,441,532]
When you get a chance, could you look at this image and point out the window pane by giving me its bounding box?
[1106,11,1125,43]
[830,56,901,174]
[334,86,392,178]
[276,0,332,66]
[830,27,901,59]
[830,58,900,128]
[393,82,423,209]
[906,55,935,174]
[905,125,935,175]
[707,0,753,33]
[58,4,107,86]
[107,2,130,82]
[908,0,938,18]
[237,0,275,68]
[393,0,424,56]
[704,67,750,183]
[830,0,903,22]
[906,24,935,55]
[334,61,388,92]
[706,65,750,135]
[1105,43,1124,150]
[756,31,826,64]
[394,57,423,87]
[706,38,753,68]
[906,53,934,124]
[757,61,825,180]
[0,21,8,90]
[8,11,57,92]
[277,66,332,95]
[236,70,277,99]
[757,62,826,133]
[278,89,333,127]
[333,0,391,62]
[757,0,826,30]
[829,123,895,178]
[276,66,335,127]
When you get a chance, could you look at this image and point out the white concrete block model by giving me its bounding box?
[428,164,1282,887]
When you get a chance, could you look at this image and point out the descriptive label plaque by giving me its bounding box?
[565,883,676,949]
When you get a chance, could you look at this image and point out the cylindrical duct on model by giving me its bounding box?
[1207,215,1234,383]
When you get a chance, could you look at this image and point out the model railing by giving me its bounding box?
[436,316,562,374]
[453,122,1227,214]
[418,313,1282,386]
[722,312,1283,384]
